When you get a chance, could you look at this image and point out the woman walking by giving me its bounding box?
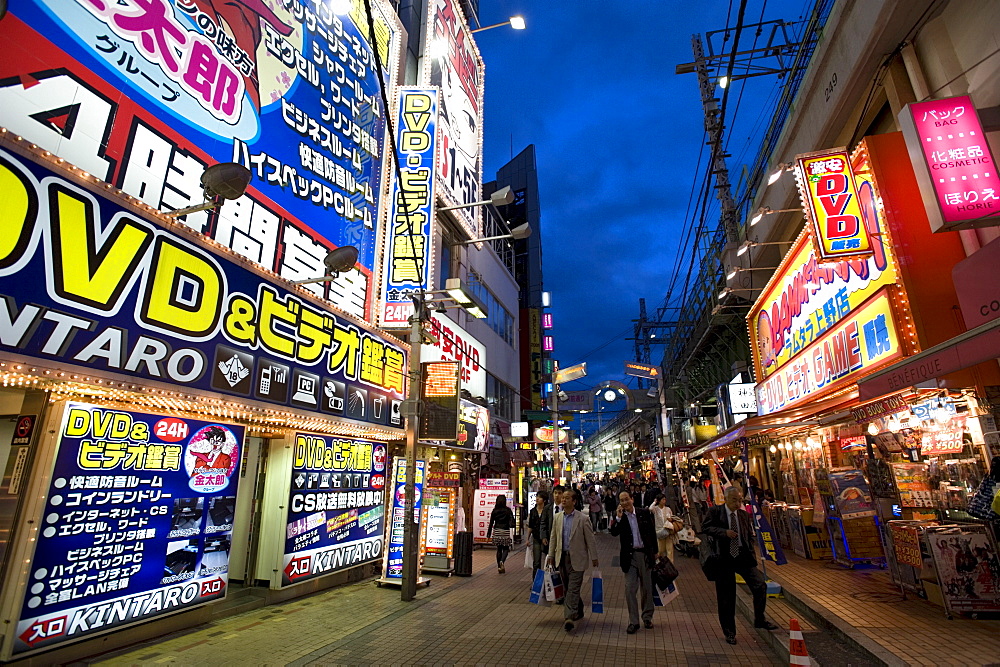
[526,491,550,578]
[587,487,604,532]
[487,494,515,573]
[650,493,682,561]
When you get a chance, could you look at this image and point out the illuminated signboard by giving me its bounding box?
[421,487,456,558]
[755,288,904,415]
[839,436,867,450]
[542,313,553,328]
[14,404,243,655]
[0,143,406,428]
[383,457,425,579]
[457,399,490,450]
[421,0,485,238]
[749,219,899,383]
[282,434,386,587]
[727,383,758,414]
[624,361,660,380]
[543,336,554,351]
[421,312,486,397]
[381,88,439,327]
[420,361,460,440]
[795,149,874,261]
[900,95,1000,232]
[3,1,403,320]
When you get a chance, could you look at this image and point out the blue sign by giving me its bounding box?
[4,1,402,316]
[282,433,387,586]
[383,456,425,580]
[381,87,438,327]
[14,403,244,655]
[741,443,786,566]
[0,145,406,429]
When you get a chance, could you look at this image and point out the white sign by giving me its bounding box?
[727,383,758,414]
[473,489,509,543]
[510,421,529,437]
[422,312,487,398]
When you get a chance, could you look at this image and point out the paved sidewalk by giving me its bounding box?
[87,532,779,666]
[766,553,1000,666]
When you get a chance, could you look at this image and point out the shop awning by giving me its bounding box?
[686,424,744,459]
[857,316,1000,401]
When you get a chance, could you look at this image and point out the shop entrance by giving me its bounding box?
[229,436,269,586]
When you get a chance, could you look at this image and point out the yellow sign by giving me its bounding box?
[796,149,874,261]
[755,289,904,415]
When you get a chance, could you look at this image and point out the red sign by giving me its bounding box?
[427,471,461,487]
[796,149,875,261]
[900,95,1000,231]
[12,415,36,445]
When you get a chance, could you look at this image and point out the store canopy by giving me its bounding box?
[857,316,1000,401]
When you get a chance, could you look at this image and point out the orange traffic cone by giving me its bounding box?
[789,618,810,666]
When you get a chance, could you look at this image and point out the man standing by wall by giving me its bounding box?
[702,486,778,644]
[609,491,658,634]
[547,490,598,632]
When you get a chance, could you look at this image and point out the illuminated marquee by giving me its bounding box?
[755,289,904,414]
[381,88,439,327]
[900,94,1000,232]
[795,149,874,262]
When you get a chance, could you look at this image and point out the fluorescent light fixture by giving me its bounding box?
[509,15,526,29]
[466,304,487,319]
[445,278,472,305]
[718,75,728,88]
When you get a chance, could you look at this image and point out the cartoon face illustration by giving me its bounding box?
[756,311,776,369]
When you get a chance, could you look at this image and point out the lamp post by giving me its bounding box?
[470,16,526,33]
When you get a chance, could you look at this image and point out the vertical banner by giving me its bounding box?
[14,404,243,656]
[740,443,787,565]
[381,88,439,327]
[282,434,387,587]
[795,149,874,262]
[382,457,425,580]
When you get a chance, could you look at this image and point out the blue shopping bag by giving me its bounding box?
[529,568,546,604]
[547,568,564,601]
[591,568,604,613]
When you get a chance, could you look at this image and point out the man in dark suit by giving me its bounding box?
[642,482,659,509]
[609,491,659,633]
[702,486,778,644]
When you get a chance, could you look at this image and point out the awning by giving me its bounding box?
[857,316,1000,401]
[687,424,745,459]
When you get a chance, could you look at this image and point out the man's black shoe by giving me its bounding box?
[643,620,653,629]
[755,621,779,631]
[564,620,574,632]
[626,624,639,634]
[555,598,564,605]
[725,634,737,645]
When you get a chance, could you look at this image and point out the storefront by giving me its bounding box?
[0,139,409,661]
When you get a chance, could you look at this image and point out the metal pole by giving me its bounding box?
[551,362,560,484]
[401,298,424,601]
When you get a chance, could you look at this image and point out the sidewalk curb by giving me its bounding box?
[764,571,907,667]
[734,586,800,664]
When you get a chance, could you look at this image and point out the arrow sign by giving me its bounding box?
[624,361,660,379]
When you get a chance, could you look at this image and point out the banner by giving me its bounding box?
[281,434,387,587]
[3,1,403,319]
[741,444,786,565]
[0,145,406,429]
[828,469,876,519]
[14,403,243,655]
[382,457,425,580]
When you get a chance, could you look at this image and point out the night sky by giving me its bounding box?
[476,0,810,397]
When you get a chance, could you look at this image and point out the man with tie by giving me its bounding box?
[703,485,778,644]
[609,491,659,634]
[547,490,599,632]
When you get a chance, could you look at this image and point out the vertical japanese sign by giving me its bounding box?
[740,444,786,565]
[14,403,243,655]
[795,149,874,261]
[3,1,402,320]
[900,95,1000,232]
[382,456,425,580]
[422,0,484,238]
[282,434,387,587]
[381,88,438,327]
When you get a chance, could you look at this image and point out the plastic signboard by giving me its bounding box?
[281,434,387,587]
[382,457,425,580]
[14,403,243,655]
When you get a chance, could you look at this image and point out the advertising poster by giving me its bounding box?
[421,0,485,238]
[0,145,406,431]
[422,487,455,557]
[926,528,1000,613]
[14,403,243,655]
[889,523,924,568]
[827,469,876,519]
[282,434,387,587]
[892,463,935,508]
[473,479,510,544]
[3,1,403,319]
[383,456,425,580]
[795,149,875,262]
[457,400,490,451]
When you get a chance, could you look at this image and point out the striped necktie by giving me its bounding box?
[729,511,740,557]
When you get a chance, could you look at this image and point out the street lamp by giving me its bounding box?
[749,206,800,226]
[737,240,787,256]
[471,16,526,33]
[450,222,532,246]
[726,266,779,281]
[550,361,587,484]
[162,162,251,218]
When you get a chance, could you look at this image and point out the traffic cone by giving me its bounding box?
[788,618,810,666]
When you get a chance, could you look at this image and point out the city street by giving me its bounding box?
[86,532,781,666]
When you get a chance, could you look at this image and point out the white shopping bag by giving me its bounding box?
[653,581,680,608]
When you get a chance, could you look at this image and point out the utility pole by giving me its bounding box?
[400,297,425,602]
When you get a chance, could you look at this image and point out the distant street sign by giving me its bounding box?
[624,361,660,379]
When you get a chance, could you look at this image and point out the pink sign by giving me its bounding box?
[901,95,1000,231]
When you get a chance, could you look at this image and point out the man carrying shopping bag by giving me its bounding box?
[547,490,598,632]
[609,490,659,634]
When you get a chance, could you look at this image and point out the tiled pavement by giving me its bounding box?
[764,553,1000,666]
[88,532,780,666]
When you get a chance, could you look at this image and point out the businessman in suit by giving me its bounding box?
[547,490,598,632]
[609,491,659,633]
[702,485,778,644]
